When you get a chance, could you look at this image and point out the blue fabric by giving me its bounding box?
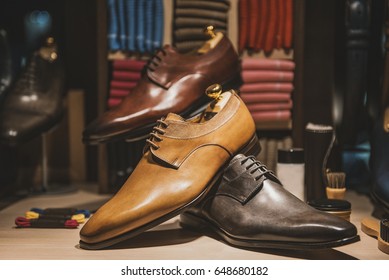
[117,0,127,49]
[153,0,164,51]
[145,0,154,52]
[125,0,136,51]
[107,0,120,50]
[136,0,145,53]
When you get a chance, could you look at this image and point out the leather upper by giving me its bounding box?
[80,92,258,244]
[0,46,65,145]
[186,154,358,243]
[83,35,242,143]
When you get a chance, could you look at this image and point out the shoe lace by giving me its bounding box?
[240,156,275,181]
[142,47,167,74]
[145,118,169,150]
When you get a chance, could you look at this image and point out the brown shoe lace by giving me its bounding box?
[145,118,169,150]
[146,48,167,72]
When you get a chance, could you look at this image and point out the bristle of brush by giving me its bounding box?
[326,172,346,189]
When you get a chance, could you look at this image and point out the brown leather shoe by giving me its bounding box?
[83,31,242,144]
[79,88,260,249]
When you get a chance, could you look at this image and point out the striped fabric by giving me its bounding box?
[173,0,230,53]
[107,0,164,53]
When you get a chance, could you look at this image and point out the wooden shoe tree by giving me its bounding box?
[361,218,389,254]
[197,26,224,54]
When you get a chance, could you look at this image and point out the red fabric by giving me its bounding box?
[250,110,291,122]
[110,80,138,90]
[284,0,293,49]
[275,0,285,49]
[247,100,292,112]
[113,59,146,71]
[110,89,130,98]
[242,58,295,71]
[255,0,268,51]
[248,0,260,49]
[240,92,291,103]
[238,0,249,52]
[240,82,294,93]
[112,71,141,81]
[242,70,294,83]
[264,0,277,52]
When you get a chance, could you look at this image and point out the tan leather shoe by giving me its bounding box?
[79,87,260,249]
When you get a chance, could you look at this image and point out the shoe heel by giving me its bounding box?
[239,133,261,157]
[179,212,208,230]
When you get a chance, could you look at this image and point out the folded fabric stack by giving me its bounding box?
[108,58,146,108]
[240,58,295,125]
[238,0,293,54]
[173,0,230,53]
[107,0,164,53]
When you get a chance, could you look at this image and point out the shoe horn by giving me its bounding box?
[361,218,389,255]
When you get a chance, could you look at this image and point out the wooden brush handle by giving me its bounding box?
[326,187,346,199]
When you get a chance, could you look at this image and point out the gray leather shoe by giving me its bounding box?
[180,154,360,249]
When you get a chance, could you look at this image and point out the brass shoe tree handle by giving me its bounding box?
[206,84,223,101]
[197,26,224,54]
[204,26,216,38]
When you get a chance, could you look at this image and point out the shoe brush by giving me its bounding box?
[326,172,346,200]
[361,218,389,255]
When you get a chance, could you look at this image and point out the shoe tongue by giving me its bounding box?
[165,113,185,122]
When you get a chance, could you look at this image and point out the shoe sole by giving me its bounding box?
[82,74,243,145]
[79,132,260,250]
[179,212,360,250]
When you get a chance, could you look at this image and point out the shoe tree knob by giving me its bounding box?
[204,26,216,38]
[206,84,223,101]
